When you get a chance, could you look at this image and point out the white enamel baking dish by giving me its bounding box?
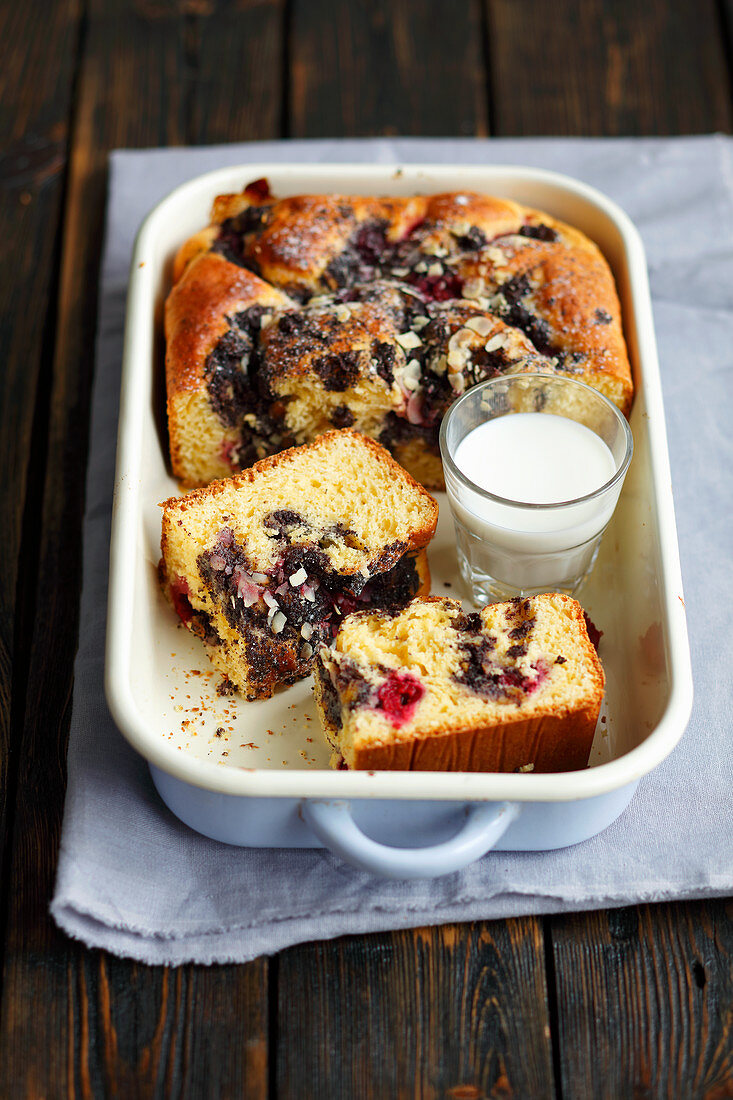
[106,163,693,878]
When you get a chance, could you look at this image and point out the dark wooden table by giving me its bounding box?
[2,1,731,1095]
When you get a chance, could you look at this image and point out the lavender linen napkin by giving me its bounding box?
[51,137,733,965]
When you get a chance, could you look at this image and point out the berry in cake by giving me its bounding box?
[166,185,633,491]
[313,594,605,773]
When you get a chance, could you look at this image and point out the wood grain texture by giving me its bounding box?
[276,922,556,1098]
[73,953,268,1098]
[550,902,733,1099]
[486,0,733,135]
[290,0,489,138]
[0,0,276,1093]
[192,0,286,144]
[0,0,79,870]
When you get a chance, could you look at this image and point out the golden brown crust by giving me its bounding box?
[349,711,598,773]
[165,251,293,399]
[245,195,426,294]
[165,181,633,489]
[171,227,219,284]
[456,237,632,414]
[257,284,408,385]
[165,252,295,482]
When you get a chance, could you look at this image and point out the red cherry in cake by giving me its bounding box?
[409,272,463,301]
[377,672,424,727]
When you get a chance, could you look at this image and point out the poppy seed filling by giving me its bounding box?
[195,523,421,691]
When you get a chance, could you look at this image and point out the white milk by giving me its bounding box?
[455,413,616,507]
[447,413,622,598]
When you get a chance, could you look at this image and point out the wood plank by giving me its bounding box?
[276,921,556,1098]
[550,901,733,1098]
[721,0,733,105]
[486,0,733,135]
[0,0,283,1092]
[0,0,80,869]
[72,952,268,1097]
[192,0,286,144]
[290,0,489,137]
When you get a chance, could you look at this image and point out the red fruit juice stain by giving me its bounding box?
[377,673,424,727]
[170,576,194,624]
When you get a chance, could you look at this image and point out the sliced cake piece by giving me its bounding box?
[159,430,438,700]
[313,594,604,773]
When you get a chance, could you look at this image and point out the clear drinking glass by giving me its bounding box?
[439,375,633,605]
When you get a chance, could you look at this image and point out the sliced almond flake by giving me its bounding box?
[414,260,428,273]
[300,642,313,660]
[462,278,486,300]
[411,315,430,331]
[395,331,422,350]
[334,304,351,323]
[270,611,287,634]
[465,316,494,337]
[300,622,313,640]
[430,355,448,376]
[289,567,308,586]
[427,262,443,277]
[391,266,409,277]
[402,357,421,379]
[485,333,507,352]
[449,373,466,394]
[447,348,469,370]
[448,327,475,352]
[251,572,269,585]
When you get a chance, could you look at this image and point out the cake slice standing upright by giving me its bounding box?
[159,429,438,700]
[314,594,604,772]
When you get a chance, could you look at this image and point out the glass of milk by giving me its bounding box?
[439,375,633,605]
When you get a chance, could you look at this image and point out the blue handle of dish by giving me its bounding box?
[301,799,521,879]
